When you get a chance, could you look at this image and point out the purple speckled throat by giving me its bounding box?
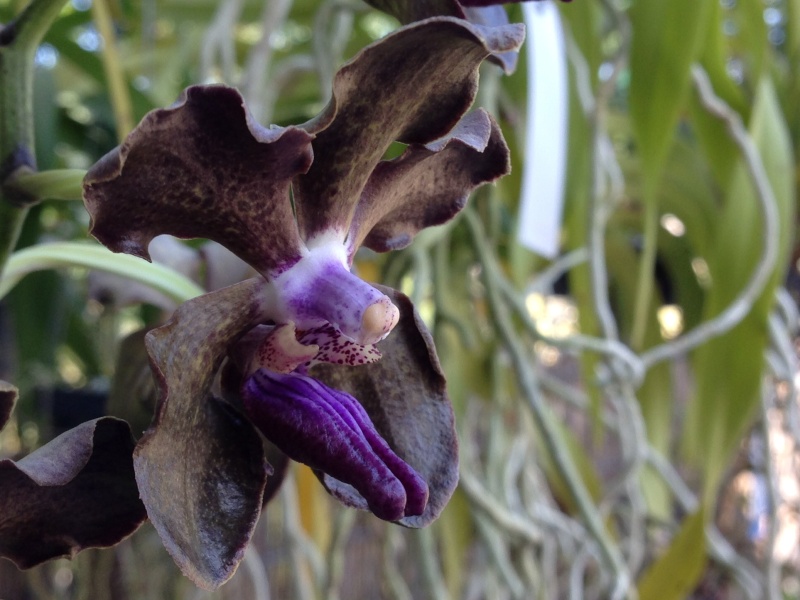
[268,241,399,346]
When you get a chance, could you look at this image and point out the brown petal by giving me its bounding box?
[362,2,521,73]
[0,418,147,568]
[136,278,272,589]
[310,286,458,527]
[105,328,158,438]
[218,360,290,507]
[463,6,520,74]
[349,110,510,257]
[83,85,313,277]
[0,380,16,431]
[293,17,525,243]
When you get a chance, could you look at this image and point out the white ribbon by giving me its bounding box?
[517,1,568,259]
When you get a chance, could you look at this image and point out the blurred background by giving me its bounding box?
[1,0,799,598]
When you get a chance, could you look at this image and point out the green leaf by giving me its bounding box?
[686,77,795,495]
[629,0,713,196]
[437,488,474,599]
[688,96,741,198]
[693,0,773,193]
[558,0,602,86]
[561,9,604,434]
[657,137,720,328]
[0,242,204,303]
[628,0,714,349]
[636,508,707,600]
[603,230,673,518]
[5,169,86,202]
[536,417,603,513]
[732,0,769,87]
[788,0,800,59]
[698,0,748,115]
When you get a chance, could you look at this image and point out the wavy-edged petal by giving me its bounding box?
[83,85,313,277]
[310,286,458,527]
[136,278,272,590]
[364,0,572,20]
[293,17,525,243]
[362,1,522,73]
[463,6,520,74]
[0,417,147,568]
[348,110,510,258]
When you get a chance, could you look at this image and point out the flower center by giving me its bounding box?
[270,240,399,345]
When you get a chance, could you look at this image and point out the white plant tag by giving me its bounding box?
[517,1,568,259]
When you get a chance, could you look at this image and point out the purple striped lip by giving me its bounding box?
[241,369,428,521]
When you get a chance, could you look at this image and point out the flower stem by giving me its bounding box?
[629,196,658,350]
[91,0,134,141]
[0,241,204,302]
[0,0,70,278]
[4,168,86,201]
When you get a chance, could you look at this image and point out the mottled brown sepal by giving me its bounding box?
[83,85,313,277]
[363,1,523,73]
[136,279,272,589]
[294,17,524,242]
[350,110,509,257]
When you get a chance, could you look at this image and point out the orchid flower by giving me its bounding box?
[0,16,523,590]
